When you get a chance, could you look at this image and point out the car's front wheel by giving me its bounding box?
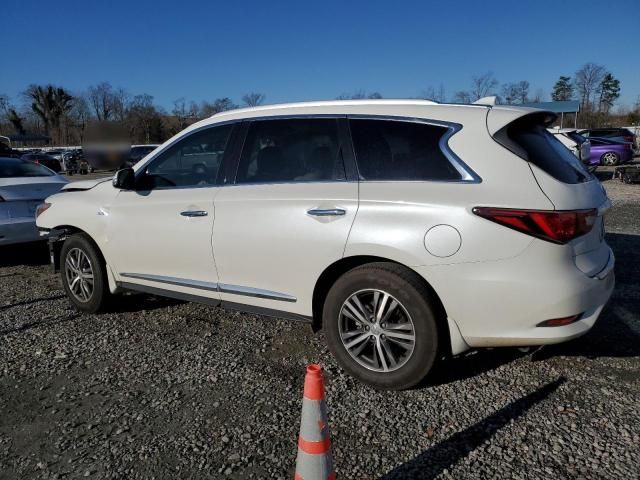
[60,234,111,313]
[323,263,440,390]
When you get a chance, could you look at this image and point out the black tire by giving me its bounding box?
[60,233,111,313]
[323,262,440,390]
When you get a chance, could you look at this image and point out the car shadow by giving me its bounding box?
[0,313,81,337]
[381,377,566,479]
[0,242,50,267]
[106,292,185,313]
[0,294,66,311]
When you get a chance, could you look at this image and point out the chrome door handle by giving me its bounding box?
[180,210,208,217]
[307,208,346,217]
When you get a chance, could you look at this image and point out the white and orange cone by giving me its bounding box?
[294,364,336,480]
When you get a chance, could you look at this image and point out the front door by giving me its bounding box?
[107,123,235,299]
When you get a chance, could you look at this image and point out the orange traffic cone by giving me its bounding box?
[294,364,336,480]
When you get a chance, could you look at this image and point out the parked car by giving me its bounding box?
[0,157,67,246]
[21,153,62,173]
[127,144,160,167]
[549,128,591,164]
[36,100,615,390]
[578,128,637,153]
[588,137,634,166]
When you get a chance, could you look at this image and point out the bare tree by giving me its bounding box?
[575,63,606,111]
[241,92,266,107]
[88,82,116,121]
[500,83,518,104]
[421,85,446,102]
[336,90,383,100]
[452,90,472,104]
[531,88,545,103]
[8,109,26,135]
[200,98,238,116]
[470,72,499,100]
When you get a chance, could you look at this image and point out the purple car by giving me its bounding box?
[588,137,633,167]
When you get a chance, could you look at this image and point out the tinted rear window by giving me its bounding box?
[0,158,55,177]
[350,119,462,181]
[496,113,591,184]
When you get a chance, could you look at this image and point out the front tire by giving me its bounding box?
[323,263,440,390]
[60,234,111,313]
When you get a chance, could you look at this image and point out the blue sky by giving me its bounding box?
[3,0,639,109]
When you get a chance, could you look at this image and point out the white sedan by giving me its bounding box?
[0,157,67,246]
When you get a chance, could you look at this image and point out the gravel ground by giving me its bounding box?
[1,172,639,479]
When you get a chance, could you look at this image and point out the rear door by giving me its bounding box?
[211,117,358,317]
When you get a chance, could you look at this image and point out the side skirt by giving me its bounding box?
[117,281,312,324]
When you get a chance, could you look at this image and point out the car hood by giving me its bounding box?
[61,176,112,192]
[0,175,68,200]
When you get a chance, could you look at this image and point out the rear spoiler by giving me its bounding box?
[487,107,556,136]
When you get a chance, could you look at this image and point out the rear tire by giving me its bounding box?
[60,234,111,313]
[601,151,620,166]
[323,263,440,390]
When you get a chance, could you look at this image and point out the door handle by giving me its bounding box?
[307,208,346,217]
[180,210,208,217]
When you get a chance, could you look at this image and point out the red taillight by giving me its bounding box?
[537,314,582,327]
[473,207,598,244]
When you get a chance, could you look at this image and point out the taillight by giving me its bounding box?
[473,207,598,244]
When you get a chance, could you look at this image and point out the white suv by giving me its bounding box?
[36,100,615,390]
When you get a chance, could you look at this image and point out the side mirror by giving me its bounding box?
[113,167,135,190]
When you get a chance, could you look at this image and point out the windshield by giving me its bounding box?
[0,158,56,178]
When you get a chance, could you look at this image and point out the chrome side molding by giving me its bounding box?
[119,272,296,302]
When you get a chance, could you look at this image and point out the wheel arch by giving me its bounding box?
[312,255,454,356]
[52,225,118,293]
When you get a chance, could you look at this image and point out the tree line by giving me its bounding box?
[0,84,268,146]
[1,62,638,147]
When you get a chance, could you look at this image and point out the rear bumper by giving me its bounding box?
[0,217,45,246]
[417,242,615,349]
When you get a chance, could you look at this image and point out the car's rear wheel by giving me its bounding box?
[601,151,620,166]
[323,263,440,390]
[60,234,111,313]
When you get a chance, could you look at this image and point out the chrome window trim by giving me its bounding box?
[119,272,296,302]
[135,113,481,186]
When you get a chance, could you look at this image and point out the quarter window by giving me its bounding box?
[138,125,232,189]
[236,119,345,184]
[349,119,462,181]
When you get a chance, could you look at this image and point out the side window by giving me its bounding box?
[139,125,232,189]
[350,119,462,181]
[236,119,345,184]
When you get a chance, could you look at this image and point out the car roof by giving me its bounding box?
[173,99,545,139]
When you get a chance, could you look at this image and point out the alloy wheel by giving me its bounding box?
[338,289,416,372]
[602,152,619,166]
[64,248,94,302]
